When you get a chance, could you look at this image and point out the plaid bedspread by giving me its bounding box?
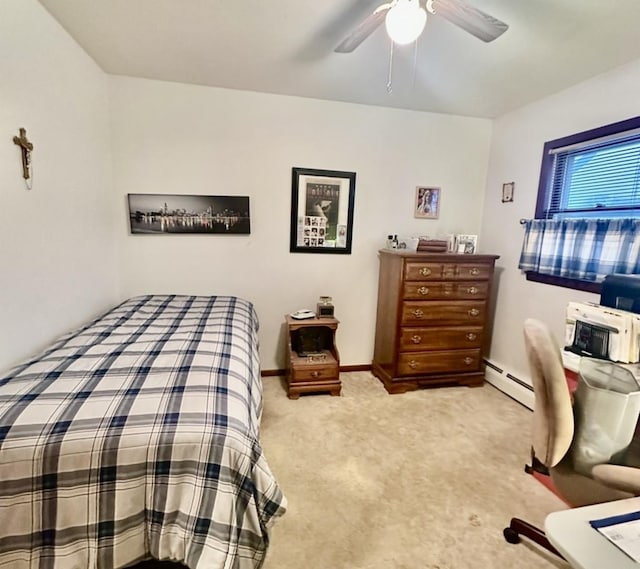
[0,295,286,569]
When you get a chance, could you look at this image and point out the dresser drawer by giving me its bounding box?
[403,281,489,300]
[401,301,486,326]
[398,350,482,376]
[404,261,493,282]
[290,363,339,383]
[399,326,483,351]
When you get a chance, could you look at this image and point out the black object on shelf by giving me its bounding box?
[601,275,640,314]
[292,326,332,357]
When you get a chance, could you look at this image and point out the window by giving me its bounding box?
[537,116,640,220]
[523,116,640,292]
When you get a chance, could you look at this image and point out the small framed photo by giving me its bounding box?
[502,182,515,203]
[456,234,478,254]
[415,186,440,219]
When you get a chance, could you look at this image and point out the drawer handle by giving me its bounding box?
[444,288,452,296]
[411,335,422,344]
[469,268,480,276]
[463,357,474,366]
[311,371,320,378]
[419,267,432,276]
[466,333,477,341]
[468,308,480,317]
[467,286,478,295]
[417,286,429,296]
[412,309,424,319]
[408,360,419,369]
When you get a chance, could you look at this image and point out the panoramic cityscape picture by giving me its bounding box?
[127,194,250,234]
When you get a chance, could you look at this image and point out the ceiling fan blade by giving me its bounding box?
[334,3,393,53]
[429,0,508,42]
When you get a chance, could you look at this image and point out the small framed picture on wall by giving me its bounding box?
[415,186,440,219]
[502,182,515,203]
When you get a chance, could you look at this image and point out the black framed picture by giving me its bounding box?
[127,194,250,234]
[289,167,356,254]
[502,182,515,203]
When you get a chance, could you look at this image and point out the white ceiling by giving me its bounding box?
[38,0,640,118]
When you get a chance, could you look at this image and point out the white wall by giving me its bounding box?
[480,58,640,398]
[10,0,639,384]
[0,0,118,372]
[110,77,493,370]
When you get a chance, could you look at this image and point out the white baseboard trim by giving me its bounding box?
[484,361,534,411]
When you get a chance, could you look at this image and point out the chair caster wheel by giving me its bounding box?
[503,527,520,544]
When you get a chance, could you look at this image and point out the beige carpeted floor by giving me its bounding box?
[260,372,570,569]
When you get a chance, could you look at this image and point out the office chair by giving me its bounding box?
[503,318,640,557]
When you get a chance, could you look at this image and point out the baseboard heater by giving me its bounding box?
[484,359,534,410]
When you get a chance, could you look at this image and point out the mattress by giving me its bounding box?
[0,295,286,569]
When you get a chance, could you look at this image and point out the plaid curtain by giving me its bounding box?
[518,218,640,282]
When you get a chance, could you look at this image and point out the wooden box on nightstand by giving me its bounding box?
[285,315,341,399]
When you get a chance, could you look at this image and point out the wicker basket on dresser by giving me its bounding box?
[372,250,500,394]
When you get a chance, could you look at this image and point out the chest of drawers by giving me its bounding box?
[372,250,499,394]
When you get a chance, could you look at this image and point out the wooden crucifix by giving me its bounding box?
[13,127,34,180]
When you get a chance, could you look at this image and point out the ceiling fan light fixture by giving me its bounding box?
[385,0,427,45]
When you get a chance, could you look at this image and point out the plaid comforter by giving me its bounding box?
[0,295,286,569]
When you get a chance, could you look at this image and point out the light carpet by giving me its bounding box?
[260,372,569,569]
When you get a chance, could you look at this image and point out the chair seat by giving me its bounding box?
[551,453,632,507]
[592,463,640,495]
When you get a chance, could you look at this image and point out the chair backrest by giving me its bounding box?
[523,318,574,468]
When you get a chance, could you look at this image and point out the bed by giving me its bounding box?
[0,294,286,569]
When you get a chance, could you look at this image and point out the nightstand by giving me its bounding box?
[285,315,341,399]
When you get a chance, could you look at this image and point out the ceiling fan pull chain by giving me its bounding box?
[386,40,394,93]
[412,36,419,87]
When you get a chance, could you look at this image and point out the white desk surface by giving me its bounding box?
[545,497,640,568]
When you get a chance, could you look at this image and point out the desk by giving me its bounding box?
[545,497,640,568]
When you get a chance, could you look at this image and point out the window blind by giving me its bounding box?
[544,136,640,219]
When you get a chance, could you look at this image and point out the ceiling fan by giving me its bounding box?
[334,0,508,53]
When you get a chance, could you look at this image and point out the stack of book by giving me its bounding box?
[417,239,448,253]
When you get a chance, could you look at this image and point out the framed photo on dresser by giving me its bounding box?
[455,234,478,254]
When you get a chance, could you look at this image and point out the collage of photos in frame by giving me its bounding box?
[301,215,327,247]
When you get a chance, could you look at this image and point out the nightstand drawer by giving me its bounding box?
[290,363,339,383]
[401,301,486,326]
[398,350,482,376]
[399,327,483,351]
[403,281,488,300]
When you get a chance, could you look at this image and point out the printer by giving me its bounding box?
[600,274,640,314]
[564,275,640,363]
[565,301,640,363]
